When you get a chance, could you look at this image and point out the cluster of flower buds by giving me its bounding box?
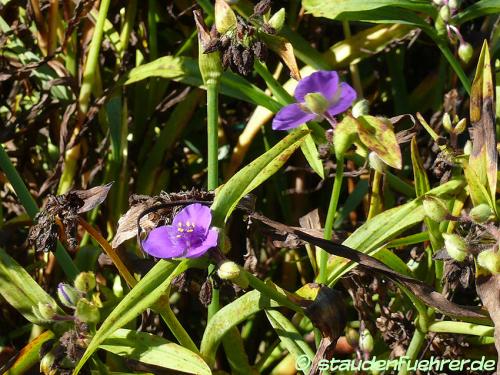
[197,0,285,76]
[432,0,473,64]
[57,271,100,324]
[442,113,467,135]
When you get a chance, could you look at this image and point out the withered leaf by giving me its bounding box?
[74,182,113,213]
[476,273,500,374]
[249,211,490,322]
[259,33,301,80]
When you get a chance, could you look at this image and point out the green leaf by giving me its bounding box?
[265,310,315,374]
[0,248,63,326]
[2,330,54,375]
[100,329,211,375]
[455,0,500,24]
[300,131,325,179]
[123,56,281,112]
[200,290,279,367]
[357,115,402,169]
[73,259,203,374]
[211,128,310,226]
[302,0,434,19]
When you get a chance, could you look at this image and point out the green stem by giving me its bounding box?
[367,170,383,220]
[0,144,78,279]
[398,329,425,375]
[432,35,471,94]
[317,158,344,284]
[157,302,200,354]
[428,321,494,336]
[253,61,293,105]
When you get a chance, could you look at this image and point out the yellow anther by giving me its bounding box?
[178,228,184,232]
[187,229,193,233]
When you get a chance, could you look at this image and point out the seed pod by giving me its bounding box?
[74,271,96,293]
[422,196,449,222]
[37,302,56,320]
[469,204,493,223]
[252,41,268,61]
[241,48,254,76]
[442,233,468,262]
[454,118,466,134]
[477,248,500,274]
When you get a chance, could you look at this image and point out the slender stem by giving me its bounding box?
[398,329,425,375]
[428,321,494,336]
[367,170,383,220]
[317,158,344,284]
[78,218,136,287]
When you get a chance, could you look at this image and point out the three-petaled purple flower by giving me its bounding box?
[272,70,357,131]
[142,204,218,259]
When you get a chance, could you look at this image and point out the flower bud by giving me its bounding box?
[432,0,443,5]
[369,152,386,173]
[40,351,57,375]
[458,42,473,64]
[442,113,453,133]
[75,298,100,324]
[351,99,369,118]
[423,196,449,222]
[304,92,330,115]
[113,274,124,298]
[215,0,237,34]
[57,283,80,308]
[454,118,466,134]
[345,327,359,347]
[464,140,472,155]
[469,204,493,223]
[37,302,56,320]
[359,329,374,353]
[268,8,285,32]
[448,0,459,12]
[74,271,96,293]
[477,249,500,274]
[439,5,451,22]
[217,261,249,289]
[434,16,447,36]
[442,233,468,262]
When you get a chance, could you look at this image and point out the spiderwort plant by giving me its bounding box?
[142,204,219,259]
[272,70,357,130]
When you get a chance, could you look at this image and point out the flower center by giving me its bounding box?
[303,92,330,115]
[175,221,204,249]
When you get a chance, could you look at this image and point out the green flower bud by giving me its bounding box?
[217,261,249,289]
[369,152,386,173]
[439,5,451,22]
[359,329,374,353]
[57,283,80,308]
[40,351,57,375]
[448,0,459,11]
[423,196,449,222]
[469,204,493,223]
[113,274,124,298]
[37,302,56,320]
[434,16,447,36]
[351,99,369,118]
[74,271,96,293]
[442,233,468,262]
[215,0,237,34]
[268,8,285,32]
[458,42,473,64]
[442,113,452,133]
[477,249,500,274]
[464,140,472,155]
[345,327,359,347]
[304,92,330,115]
[454,118,467,134]
[432,0,444,6]
[75,298,100,324]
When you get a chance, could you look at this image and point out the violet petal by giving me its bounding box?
[172,203,212,233]
[142,226,184,258]
[326,82,357,117]
[272,103,316,131]
[185,228,219,258]
[294,71,339,102]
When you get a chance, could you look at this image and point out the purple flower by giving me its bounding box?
[142,204,218,259]
[272,71,357,131]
